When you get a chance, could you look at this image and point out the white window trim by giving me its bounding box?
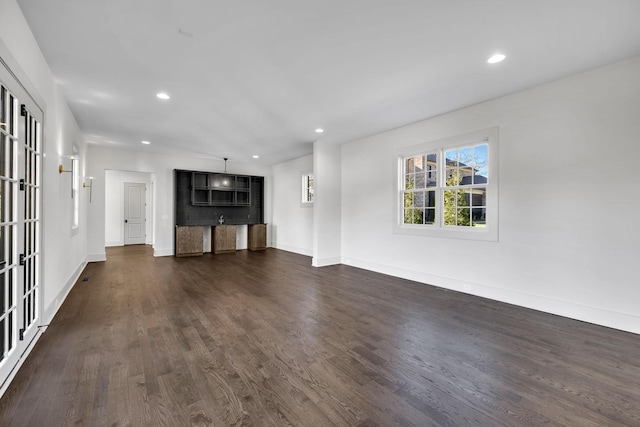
[393,126,499,241]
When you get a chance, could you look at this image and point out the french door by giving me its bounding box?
[0,61,43,389]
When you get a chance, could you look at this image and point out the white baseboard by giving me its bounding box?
[43,260,87,325]
[312,256,342,267]
[153,247,174,257]
[343,256,640,335]
[274,243,313,257]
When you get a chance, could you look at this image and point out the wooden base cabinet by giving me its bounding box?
[212,225,237,254]
[175,226,204,257]
[248,224,267,251]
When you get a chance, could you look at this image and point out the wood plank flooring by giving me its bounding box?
[1,245,639,426]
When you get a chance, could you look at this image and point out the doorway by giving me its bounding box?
[104,170,153,247]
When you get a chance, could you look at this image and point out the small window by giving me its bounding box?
[302,173,314,205]
[72,157,79,229]
[394,127,498,241]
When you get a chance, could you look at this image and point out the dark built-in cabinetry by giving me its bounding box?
[191,173,251,206]
[174,169,266,256]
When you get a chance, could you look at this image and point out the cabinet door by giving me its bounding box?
[248,224,267,250]
[176,226,203,257]
[213,225,236,254]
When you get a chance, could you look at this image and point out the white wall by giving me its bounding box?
[341,56,640,334]
[313,142,342,266]
[271,155,313,256]
[105,170,153,246]
[87,145,272,259]
[0,0,88,325]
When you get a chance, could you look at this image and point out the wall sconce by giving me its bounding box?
[58,163,73,174]
[59,156,77,198]
[83,177,93,203]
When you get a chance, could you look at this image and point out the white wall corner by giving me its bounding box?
[86,253,106,263]
[275,243,313,257]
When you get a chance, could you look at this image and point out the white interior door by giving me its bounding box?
[123,182,145,245]
[0,64,43,389]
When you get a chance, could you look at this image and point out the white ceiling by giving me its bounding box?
[16,0,640,165]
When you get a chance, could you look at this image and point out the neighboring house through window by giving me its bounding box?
[302,173,314,205]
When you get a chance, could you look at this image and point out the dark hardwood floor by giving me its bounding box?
[1,246,639,426]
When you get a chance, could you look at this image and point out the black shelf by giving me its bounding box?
[189,173,251,207]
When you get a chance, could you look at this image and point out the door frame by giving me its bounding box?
[104,170,153,247]
[0,53,45,396]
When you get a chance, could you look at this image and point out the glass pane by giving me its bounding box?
[459,147,473,166]
[414,172,425,189]
[424,209,435,224]
[426,156,437,186]
[445,149,457,164]
[414,209,424,224]
[474,166,488,183]
[474,144,488,165]
[405,157,415,174]
[444,189,457,212]
[404,192,414,208]
[426,191,436,208]
[444,206,456,226]
[457,208,471,226]
[0,86,5,126]
[0,226,5,266]
[0,271,5,314]
[1,137,5,178]
[405,173,414,190]
[460,190,471,207]
[9,138,15,179]
[471,187,486,207]
[445,168,458,186]
[472,208,486,226]
[414,191,424,207]
[403,208,413,224]
[0,180,4,223]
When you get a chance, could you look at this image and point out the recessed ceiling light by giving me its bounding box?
[315,128,324,133]
[156,92,170,100]
[252,155,260,159]
[141,140,151,145]
[487,54,506,64]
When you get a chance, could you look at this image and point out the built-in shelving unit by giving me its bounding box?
[191,173,251,206]
[174,169,266,257]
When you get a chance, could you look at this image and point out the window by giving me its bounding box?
[302,173,314,205]
[394,127,498,241]
[72,157,79,229]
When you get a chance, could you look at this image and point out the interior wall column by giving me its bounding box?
[312,141,342,267]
